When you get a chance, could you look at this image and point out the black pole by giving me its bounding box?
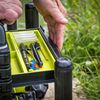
[0,23,12,100]
[55,57,72,100]
[25,3,39,29]
[7,21,17,31]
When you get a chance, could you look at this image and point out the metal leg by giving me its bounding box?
[0,23,12,100]
[7,21,17,31]
[25,3,39,29]
[55,57,72,100]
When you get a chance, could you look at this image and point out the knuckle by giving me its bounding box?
[5,9,18,21]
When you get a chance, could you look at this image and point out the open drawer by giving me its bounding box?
[6,28,59,87]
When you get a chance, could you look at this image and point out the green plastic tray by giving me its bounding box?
[6,29,55,75]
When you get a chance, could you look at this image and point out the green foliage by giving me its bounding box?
[62,0,100,100]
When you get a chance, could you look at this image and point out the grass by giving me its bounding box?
[62,0,100,100]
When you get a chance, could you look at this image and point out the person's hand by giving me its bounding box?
[0,0,22,24]
[33,0,68,50]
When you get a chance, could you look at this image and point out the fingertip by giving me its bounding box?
[61,18,68,24]
[56,44,62,51]
[57,41,63,51]
[2,20,15,25]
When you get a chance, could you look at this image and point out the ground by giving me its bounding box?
[43,79,87,100]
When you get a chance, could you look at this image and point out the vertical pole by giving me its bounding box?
[25,3,39,29]
[0,23,12,100]
[55,57,72,100]
[7,21,17,31]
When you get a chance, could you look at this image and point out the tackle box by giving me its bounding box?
[7,28,59,87]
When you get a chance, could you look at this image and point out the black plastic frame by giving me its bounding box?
[12,71,54,87]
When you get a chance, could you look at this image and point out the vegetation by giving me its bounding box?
[62,0,100,100]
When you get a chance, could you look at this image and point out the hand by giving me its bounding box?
[33,0,68,50]
[0,0,22,24]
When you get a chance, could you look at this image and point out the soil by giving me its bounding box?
[43,78,87,100]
